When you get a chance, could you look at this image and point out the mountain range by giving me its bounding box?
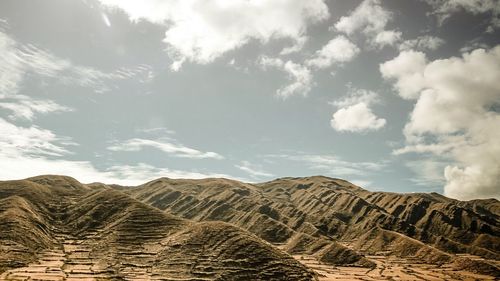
[1,175,498,280]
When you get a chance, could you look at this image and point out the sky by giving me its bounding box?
[0,0,499,200]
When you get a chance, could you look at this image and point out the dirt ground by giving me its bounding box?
[294,254,498,281]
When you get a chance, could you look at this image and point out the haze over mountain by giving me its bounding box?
[1,175,499,280]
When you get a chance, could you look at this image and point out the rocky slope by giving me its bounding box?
[1,174,499,280]
[125,176,500,275]
[0,176,316,280]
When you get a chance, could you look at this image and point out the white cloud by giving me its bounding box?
[280,36,308,55]
[0,95,72,120]
[102,163,232,185]
[235,161,274,179]
[330,88,379,108]
[334,0,401,48]
[381,46,500,200]
[0,29,152,97]
[0,28,153,125]
[0,156,232,186]
[331,103,386,133]
[306,35,360,69]
[459,41,490,53]
[330,89,386,133]
[0,118,74,157]
[0,24,236,186]
[261,36,358,98]
[0,117,231,185]
[373,30,402,47]
[399,35,445,51]
[98,0,329,69]
[351,179,373,188]
[380,50,427,99]
[424,0,500,32]
[108,138,224,160]
[260,57,313,98]
[268,153,386,177]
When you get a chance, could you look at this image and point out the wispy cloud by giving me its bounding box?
[0,26,153,126]
[0,95,72,120]
[406,160,447,187]
[266,153,386,177]
[0,28,153,97]
[0,117,74,157]
[0,117,231,185]
[108,138,224,160]
[399,35,445,51]
[0,156,234,186]
[235,161,274,179]
[423,0,500,32]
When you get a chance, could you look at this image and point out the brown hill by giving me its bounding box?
[123,176,500,275]
[2,174,499,280]
[0,176,316,280]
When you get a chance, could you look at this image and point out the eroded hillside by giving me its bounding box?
[1,175,499,281]
[124,176,500,279]
[0,176,316,280]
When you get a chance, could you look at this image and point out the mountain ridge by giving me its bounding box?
[1,174,499,280]
[0,176,317,280]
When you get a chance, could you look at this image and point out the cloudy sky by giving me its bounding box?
[1,0,499,200]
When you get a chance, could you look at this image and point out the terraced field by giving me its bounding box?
[0,176,316,280]
[1,175,499,280]
[296,254,498,281]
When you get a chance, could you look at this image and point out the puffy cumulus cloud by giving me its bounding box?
[380,50,427,99]
[306,35,360,69]
[262,36,358,98]
[330,89,386,133]
[331,103,386,132]
[382,46,500,200]
[260,57,313,98]
[424,0,500,32]
[107,138,224,160]
[373,30,402,47]
[98,0,329,69]
[334,0,401,48]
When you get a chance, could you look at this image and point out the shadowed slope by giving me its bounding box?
[0,176,317,280]
[0,177,83,272]
[125,175,500,273]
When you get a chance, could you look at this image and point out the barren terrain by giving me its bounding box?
[1,175,498,280]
